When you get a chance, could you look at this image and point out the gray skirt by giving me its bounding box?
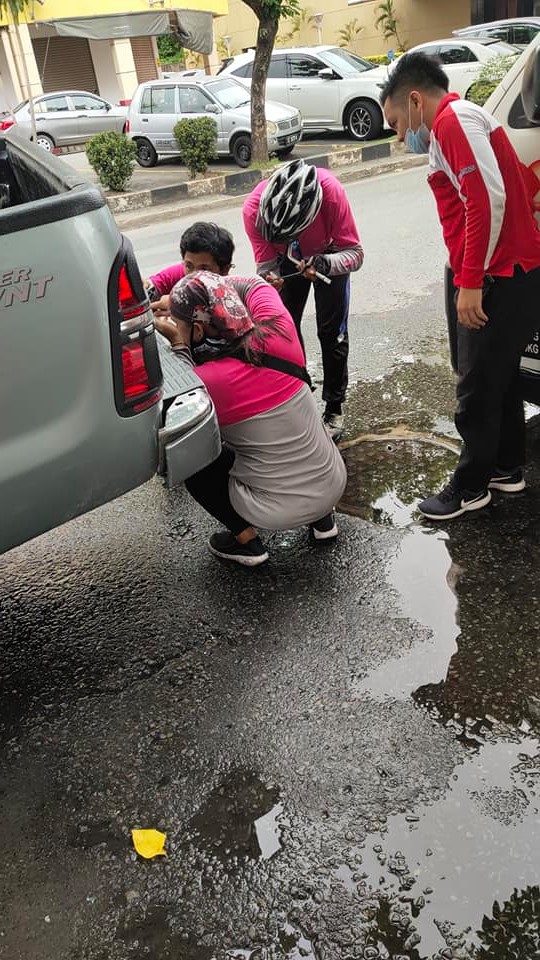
[222,385,347,530]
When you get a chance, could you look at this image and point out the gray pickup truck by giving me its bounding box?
[0,134,220,555]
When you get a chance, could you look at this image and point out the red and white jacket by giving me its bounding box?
[428,93,540,288]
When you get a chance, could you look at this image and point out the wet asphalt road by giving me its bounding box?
[1,168,540,960]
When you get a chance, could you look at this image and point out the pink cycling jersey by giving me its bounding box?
[243,167,361,270]
[152,267,306,427]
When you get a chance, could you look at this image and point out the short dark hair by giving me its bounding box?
[180,222,235,269]
[380,51,449,106]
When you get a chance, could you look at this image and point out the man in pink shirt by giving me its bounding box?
[144,221,235,306]
[243,160,364,440]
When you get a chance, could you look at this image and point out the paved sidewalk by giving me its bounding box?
[61,136,427,219]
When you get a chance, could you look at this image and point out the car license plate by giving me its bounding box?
[285,134,298,145]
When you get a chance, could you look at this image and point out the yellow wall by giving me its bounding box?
[1,0,228,28]
[214,0,471,59]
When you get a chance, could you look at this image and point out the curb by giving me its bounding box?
[106,139,407,215]
[114,152,428,231]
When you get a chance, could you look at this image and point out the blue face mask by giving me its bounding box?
[404,99,430,155]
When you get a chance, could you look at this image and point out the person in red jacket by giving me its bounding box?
[381,52,540,521]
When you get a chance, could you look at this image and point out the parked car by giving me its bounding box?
[0,91,128,152]
[161,69,205,80]
[405,38,520,100]
[453,17,540,49]
[126,75,302,168]
[0,132,219,555]
[217,45,391,141]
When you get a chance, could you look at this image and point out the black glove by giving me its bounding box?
[311,255,331,276]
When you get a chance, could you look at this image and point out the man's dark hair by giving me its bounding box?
[180,222,235,269]
[380,51,449,105]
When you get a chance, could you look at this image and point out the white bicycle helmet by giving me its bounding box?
[256,159,323,242]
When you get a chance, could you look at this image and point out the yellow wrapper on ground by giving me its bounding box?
[131,829,167,859]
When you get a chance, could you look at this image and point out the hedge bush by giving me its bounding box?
[173,116,217,178]
[86,131,137,192]
[365,52,403,65]
[465,53,517,106]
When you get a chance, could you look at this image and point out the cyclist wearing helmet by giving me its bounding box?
[243,159,364,439]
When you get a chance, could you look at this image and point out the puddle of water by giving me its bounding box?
[359,736,540,957]
[354,528,459,701]
[227,923,318,960]
[279,922,318,959]
[254,800,284,860]
[339,436,458,528]
[117,905,213,959]
[188,771,282,862]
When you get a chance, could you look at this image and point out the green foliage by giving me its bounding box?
[173,116,217,178]
[277,5,314,44]
[365,52,403,65]
[156,33,184,65]
[86,131,137,192]
[0,0,29,23]
[243,0,300,22]
[476,886,540,958]
[374,0,406,51]
[465,53,517,106]
[336,18,363,50]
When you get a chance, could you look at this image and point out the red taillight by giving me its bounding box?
[125,118,130,134]
[0,119,14,131]
[122,340,151,397]
[116,261,161,411]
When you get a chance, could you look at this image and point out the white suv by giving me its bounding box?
[218,46,391,141]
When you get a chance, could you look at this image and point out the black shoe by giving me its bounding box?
[310,512,338,541]
[208,531,269,566]
[323,411,344,441]
[418,482,491,520]
[489,468,526,492]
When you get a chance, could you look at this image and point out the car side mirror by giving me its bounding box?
[522,46,540,124]
[205,103,220,113]
[318,68,335,80]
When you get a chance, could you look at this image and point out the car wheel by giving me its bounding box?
[135,138,158,168]
[276,145,295,159]
[345,99,382,142]
[231,134,252,168]
[36,133,54,152]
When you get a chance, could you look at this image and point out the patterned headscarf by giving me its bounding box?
[169,271,254,341]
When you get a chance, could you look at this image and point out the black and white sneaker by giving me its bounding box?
[489,468,526,492]
[208,531,269,566]
[310,512,338,541]
[323,411,344,442]
[418,482,492,520]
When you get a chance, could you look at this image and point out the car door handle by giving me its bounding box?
[142,117,149,122]
[76,114,88,118]
[290,85,301,90]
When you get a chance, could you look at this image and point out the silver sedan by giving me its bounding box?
[1,90,128,152]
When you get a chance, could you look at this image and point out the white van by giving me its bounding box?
[445,34,540,405]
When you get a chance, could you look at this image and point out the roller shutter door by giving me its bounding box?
[131,37,158,83]
[33,37,98,94]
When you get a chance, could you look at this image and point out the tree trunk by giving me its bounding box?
[250,14,278,165]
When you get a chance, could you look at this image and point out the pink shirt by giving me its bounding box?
[150,265,306,428]
[149,262,186,296]
[197,280,305,427]
[242,167,360,267]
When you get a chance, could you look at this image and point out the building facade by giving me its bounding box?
[214,0,539,60]
[0,0,227,113]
